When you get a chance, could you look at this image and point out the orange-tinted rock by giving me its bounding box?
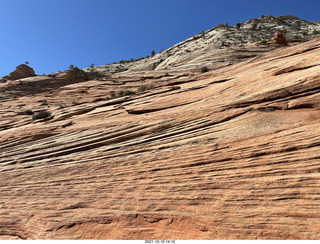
[268,31,287,45]
[1,36,320,240]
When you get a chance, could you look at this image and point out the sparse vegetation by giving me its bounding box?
[295,21,301,30]
[32,110,51,120]
[200,66,209,73]
[117,90,124,97]
[151,50,156,57]
[137,83,155,93]
[24,109,34,115]
[251,23,257,31]
[201,31,205,39]
[117,90,136,97]
[67,66,89,81]
[260,40,267,45]
[41,100,48,106]
[48,73,57,78]
[138,85,148,92]
[123,90,136,96]
[108,89,137,99]
[109,91,116,98]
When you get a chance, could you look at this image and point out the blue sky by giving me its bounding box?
[0,0,319,77]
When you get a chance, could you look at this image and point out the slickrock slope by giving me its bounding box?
[1,35,320,239]
[88,15,320,74]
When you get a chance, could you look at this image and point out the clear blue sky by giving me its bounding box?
[0,0,319,77]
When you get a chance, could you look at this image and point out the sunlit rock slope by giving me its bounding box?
[1,20,320,240]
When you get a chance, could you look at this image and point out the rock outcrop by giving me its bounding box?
[1,18,320,240]
[3,64,36,81]
[268,31,287,45]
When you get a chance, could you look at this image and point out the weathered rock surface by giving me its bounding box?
[2,64,36,81]
[1,25,320,240]
[89,15,320,74]
[268,31,287,45]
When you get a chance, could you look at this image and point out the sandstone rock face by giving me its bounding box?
[1,30,320,240]
[269,31,287,45]
[3,64,36,80]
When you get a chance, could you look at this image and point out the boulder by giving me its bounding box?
[4,64,36,80]
[268,31,287,45]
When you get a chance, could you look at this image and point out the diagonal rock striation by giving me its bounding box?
[1,17,320,240]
